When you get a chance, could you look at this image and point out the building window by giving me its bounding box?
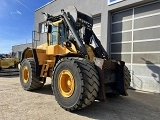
[108,0,124,5]
[40,22,48,33]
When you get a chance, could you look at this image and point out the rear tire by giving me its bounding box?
[20,58,45,91]
[52,57,100,111]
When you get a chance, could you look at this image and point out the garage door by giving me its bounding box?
[93,16,101,40]
[111,1,160,93]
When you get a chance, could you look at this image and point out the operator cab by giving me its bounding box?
[47,20,67,46]
[46,20,73,55]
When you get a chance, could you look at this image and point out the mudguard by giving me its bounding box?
[21,47,40,76]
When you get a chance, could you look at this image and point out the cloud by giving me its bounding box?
[16,0,33,12]
[11,10,22,15]
[0,25,16,31]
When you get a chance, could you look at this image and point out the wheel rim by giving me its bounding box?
[22,66,30,83]
[58,70,75,98]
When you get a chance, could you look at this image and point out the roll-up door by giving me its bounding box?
[111,1,160,93]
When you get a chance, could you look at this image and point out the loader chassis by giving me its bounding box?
[0,55,19,75]
[20,6,131,111]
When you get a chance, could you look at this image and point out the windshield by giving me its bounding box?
[59,23,66,45]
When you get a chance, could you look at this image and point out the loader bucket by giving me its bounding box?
[94,57,131,101]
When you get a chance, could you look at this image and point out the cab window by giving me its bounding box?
[59,23,66,45]
[51,25,58,45]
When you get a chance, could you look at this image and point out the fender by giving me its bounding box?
[21,47,40,76]
[52,53,82,71]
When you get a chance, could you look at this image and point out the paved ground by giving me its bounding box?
[0,75,160,120]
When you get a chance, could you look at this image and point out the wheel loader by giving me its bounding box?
[19,6,131,111]
[0,54,19,76]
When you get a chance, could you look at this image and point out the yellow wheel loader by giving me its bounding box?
[19,6,131,111]
[0,54,19,76]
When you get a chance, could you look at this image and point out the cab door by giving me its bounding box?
[46,20,68,55]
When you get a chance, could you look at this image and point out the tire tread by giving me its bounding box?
[20,58,45,91]
[53,57,100,111]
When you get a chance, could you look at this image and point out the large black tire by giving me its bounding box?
[124,66,131,90]
[20,58,45,91]
[52,57,100,111]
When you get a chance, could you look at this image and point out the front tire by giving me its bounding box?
[20,58,45,91]
[52,57,100,111]
[124,66,131,90]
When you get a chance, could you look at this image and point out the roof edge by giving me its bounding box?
[35,0,56,12]
[12,43,32,47]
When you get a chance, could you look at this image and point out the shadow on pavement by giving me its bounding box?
[27,83,160,120]
[0,74,19,78]
[33,84,53,95]
[73,90,160,120]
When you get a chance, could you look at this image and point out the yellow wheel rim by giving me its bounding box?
[58,70,75,98]
[22,66,30,83]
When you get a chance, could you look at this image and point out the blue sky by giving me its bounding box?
[0,0,52,54]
